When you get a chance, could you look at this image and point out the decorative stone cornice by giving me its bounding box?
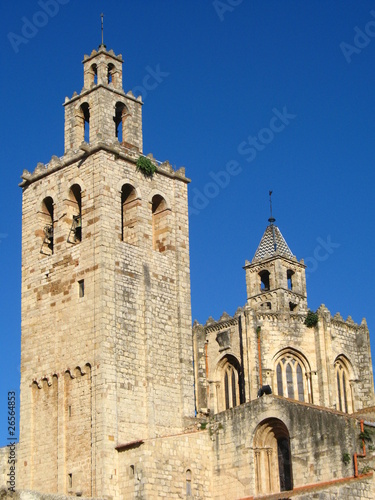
[83,46,123,64]
[63,84,142,106]
[205,317,238,334]
[244,254,305,271]
[255,311,306,323]
[19,142,190,188]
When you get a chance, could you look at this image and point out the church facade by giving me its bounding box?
[13,44,375,499]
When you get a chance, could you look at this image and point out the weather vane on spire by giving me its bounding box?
[268,190,275,225]
[100,13,105,47]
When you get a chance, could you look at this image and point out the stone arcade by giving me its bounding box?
[9,44,375,498]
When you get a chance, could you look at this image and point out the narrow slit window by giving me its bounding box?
[68,473,72,489]
[78,280,84,298]
[186,469,192,496]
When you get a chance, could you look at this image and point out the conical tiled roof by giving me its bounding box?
[252,223,294,262]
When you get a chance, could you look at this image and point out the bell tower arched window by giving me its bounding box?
[115,102,128,143]
[259,270,270,291]
[84,63,97,88]
[89,63,97,87]
[92,64,97,85]
[287,269,294,290]
[68,184,82,243]
[152,195,171,252]
[40,197,54,255]
[108,63,115,84]
[78,102,90,143]
[121,184,139,245]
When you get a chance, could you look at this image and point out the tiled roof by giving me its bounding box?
[252,223,294,262]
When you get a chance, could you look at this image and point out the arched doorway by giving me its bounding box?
[253,418,293,495]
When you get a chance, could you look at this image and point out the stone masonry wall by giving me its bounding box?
[31,378,58,493]
[19,150,101,495]
[117,430,212,499]
[325,310,375,410]
[19,144,195,498]
[293,476,374,500]
[211,396,359,499]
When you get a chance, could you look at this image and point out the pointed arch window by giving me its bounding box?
[217,355,243,412]
[224,363,239,410]
[274,351,311,403]
[335,357,353,413]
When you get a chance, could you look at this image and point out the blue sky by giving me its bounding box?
[1,0,375,446]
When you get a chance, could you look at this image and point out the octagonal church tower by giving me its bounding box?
[18,44,195,497]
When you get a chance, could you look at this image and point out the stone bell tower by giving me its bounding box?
[64,45,142,153]
[18,43,194,498]
[244,215,307,313]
